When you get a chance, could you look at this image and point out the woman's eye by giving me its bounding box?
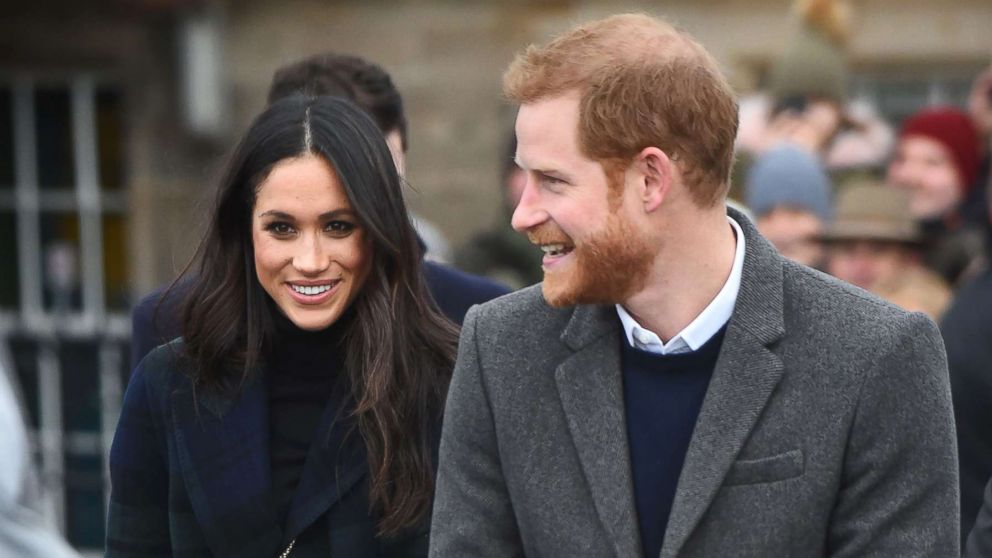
[265,222,295,235]
[325,221,356,235]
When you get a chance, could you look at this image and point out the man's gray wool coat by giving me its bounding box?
[430,208,959,557]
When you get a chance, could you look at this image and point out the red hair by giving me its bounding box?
[503,13,739,206]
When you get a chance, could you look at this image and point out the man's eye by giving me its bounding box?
[540,174,567,189]
[265,222,294,235]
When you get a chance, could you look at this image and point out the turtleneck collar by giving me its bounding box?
[267,303,355,380]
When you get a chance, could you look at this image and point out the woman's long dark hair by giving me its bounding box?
[176,95,458,534]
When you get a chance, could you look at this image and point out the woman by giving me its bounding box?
[886,106,984,286]
[107,96,458,557]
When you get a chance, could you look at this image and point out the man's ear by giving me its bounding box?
[634,146,675,213]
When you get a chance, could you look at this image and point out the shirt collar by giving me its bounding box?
[616,216,745,355]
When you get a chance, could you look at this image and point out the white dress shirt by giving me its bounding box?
[616,216,745,355]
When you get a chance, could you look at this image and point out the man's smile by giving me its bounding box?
[539,243,573,257]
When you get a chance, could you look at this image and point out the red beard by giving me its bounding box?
[528,213,654,307]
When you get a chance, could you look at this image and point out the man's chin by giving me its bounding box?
[541,277,620,308]
[541,280,575,308]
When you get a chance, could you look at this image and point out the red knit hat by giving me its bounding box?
[899,107,981,193]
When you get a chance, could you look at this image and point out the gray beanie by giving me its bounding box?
[745,144,833,222]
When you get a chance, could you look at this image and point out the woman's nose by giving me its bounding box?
[292,235,330,274]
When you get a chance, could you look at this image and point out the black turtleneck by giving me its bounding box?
[266,309,350,550]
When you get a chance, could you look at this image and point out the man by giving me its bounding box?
[744,144,832,268]
[887,106,984,286]
[431,13,958,557]
[130,53,508,369]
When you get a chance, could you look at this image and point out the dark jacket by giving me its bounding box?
[941,268,992,544]
[966,477,992,558]
[130,261,509,371]
[107,340,431,557]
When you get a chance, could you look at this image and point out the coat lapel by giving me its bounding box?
[556,303,642,558]
[171,371,283,557]
[660,210,787,558]
[282,378,368,544]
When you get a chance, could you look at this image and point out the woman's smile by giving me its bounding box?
[285,279,342,305]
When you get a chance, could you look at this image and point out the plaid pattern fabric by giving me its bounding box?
[107,341,429,557]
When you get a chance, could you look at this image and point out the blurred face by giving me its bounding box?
[252,155,372,331]
[511,93,654,307]
[887,136,963,219]
[755,207,824,268]
[826,240,911,290]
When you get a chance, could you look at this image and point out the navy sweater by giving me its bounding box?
[621,324,727,558]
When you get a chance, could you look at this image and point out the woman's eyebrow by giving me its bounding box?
[257,208,358,220]
[257,210,294,220]
[319,209,358,220]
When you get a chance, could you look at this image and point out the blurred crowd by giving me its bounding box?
[728,8,992,546]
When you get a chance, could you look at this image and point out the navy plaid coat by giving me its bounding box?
[106,340,430,557]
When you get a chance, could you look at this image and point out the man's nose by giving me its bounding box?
[511,176,548,232]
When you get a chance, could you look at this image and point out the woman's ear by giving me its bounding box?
[634,146,675,213]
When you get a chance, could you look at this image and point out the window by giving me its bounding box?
[0,76,130,552]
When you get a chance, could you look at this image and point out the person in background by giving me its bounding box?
[732,0,893,203]
[945,223,992,550]
[0,361,80,558]
[731,0,847,203]
[108,97,457,556]
[822,181,951,320]
[940,89,992,539]
[130,53,509,371]
[455,134,543,289]
[744,143,832,269]
[888,106,985,286]
[762,0,849,159]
